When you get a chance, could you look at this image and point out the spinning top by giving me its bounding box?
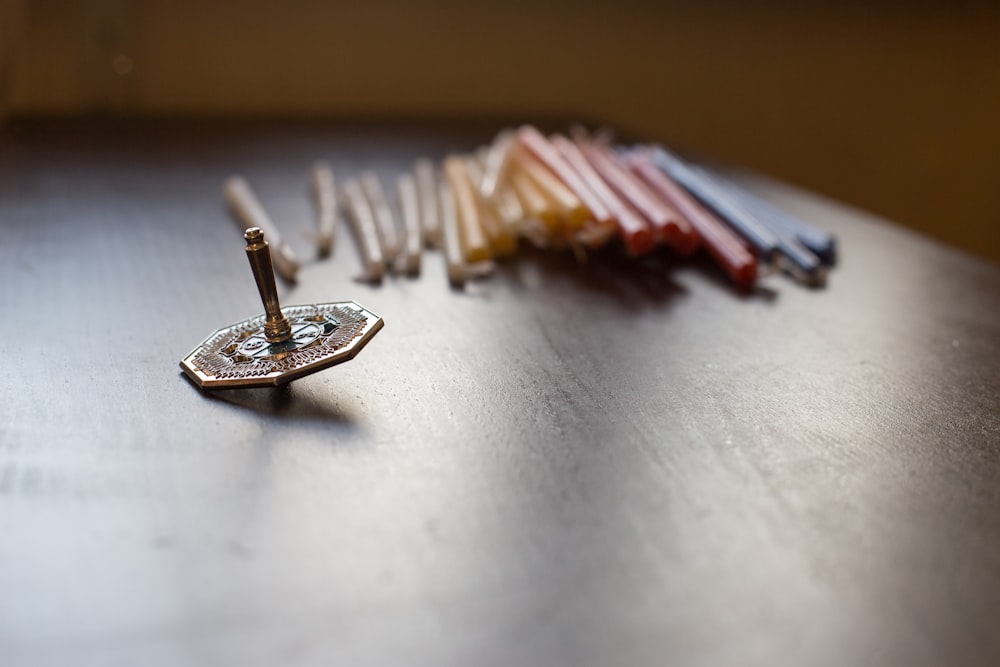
[180,227,384,389]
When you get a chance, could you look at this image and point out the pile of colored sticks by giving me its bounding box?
[224,125,836,289]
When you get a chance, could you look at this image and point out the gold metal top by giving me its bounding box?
[180,227,384,390]
[244,227,292,343]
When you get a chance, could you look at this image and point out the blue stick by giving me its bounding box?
[649,148,780,261]
[649,147,827,284]
[704,169,837,266]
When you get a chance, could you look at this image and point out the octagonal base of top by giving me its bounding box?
[180,301,383,389]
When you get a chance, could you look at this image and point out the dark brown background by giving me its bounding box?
[2,0,999,262]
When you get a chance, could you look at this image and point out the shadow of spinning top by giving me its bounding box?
[180,227,384,389]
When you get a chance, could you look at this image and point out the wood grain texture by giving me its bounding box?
[1,119,999,667]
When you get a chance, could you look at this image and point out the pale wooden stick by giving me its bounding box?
[310,161,338,257]
[479,129,515,198]
[443,155,491,263]
[224,176,300,283]
[360,171,401,262]
[414,158,442,247]
[395,173,422,276]
[341,179,385,283]
[463,157,516,256]
[437,180,466,287]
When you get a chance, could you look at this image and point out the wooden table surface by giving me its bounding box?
[1,119,998,667]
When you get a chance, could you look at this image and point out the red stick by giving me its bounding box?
[584,143,698,256]
[551,135,653,256]
[629,152,757,288]
[516,126,613,229]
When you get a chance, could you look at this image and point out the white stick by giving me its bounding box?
[479,129,514,198]
[396,173,422,276]
[224,176,300,283]
[310,161,337,257]
[437,180,466,288]
[360,171,401,262]
[414,158,442,248]
[341,179,385,283]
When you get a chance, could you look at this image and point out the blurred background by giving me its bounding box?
[1,0,997,261]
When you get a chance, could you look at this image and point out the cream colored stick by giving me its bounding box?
[224,176,300,282]
[479,129,515,199]
[414,158,442,247]
[360,171,401,261]
[463,157,516,256]
[395,173,423,276]
[443,155,491,263]
[437,180,466,287]
[341,179,386,283]
[310,161,338,257]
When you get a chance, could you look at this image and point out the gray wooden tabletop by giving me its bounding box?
[1,119,998,667]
